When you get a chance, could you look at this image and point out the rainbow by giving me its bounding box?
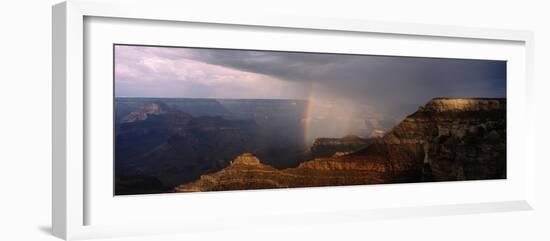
[303,81,315,147]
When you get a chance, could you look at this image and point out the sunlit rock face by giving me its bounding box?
[174,152,389,192]
[175,153,286,192]
[121,102,168,123]
[381,98,506,181]
[421,98,505,112]
[175,98,506,192]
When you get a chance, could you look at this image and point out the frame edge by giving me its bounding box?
[52,1,68,240]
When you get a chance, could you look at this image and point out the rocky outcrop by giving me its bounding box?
[310,134,371,158]
[174,98,506,192]
[175,153,388,192]
[121,102,167,123]
[380,98,506,181]
[175,153,286,192]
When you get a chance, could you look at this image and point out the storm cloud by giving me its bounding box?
[181,47,506,116]
[115,44,506,122]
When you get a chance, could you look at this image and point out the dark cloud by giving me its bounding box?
[182,48,506,118]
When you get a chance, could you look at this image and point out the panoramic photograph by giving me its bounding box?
[114,44,507,195]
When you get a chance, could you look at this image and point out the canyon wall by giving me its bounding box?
[175,98,506,192]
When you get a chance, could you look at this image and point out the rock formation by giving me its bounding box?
[121,102,168,123]
[174,98,506,192]
[309,134,371,158]
[382,98,506,181]
[175,152,388,192]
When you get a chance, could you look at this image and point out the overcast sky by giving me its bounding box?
[115,45,506,119]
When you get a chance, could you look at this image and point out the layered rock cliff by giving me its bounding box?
[175,153,387,192]
[379,98,506,181]
[174,98,506,192]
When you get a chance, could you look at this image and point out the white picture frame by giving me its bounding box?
[52,0,535,240]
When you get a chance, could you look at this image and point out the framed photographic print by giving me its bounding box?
[113,44,508,195]
[52,0,535,240]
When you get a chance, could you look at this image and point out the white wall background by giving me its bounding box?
[0,0,548,240]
